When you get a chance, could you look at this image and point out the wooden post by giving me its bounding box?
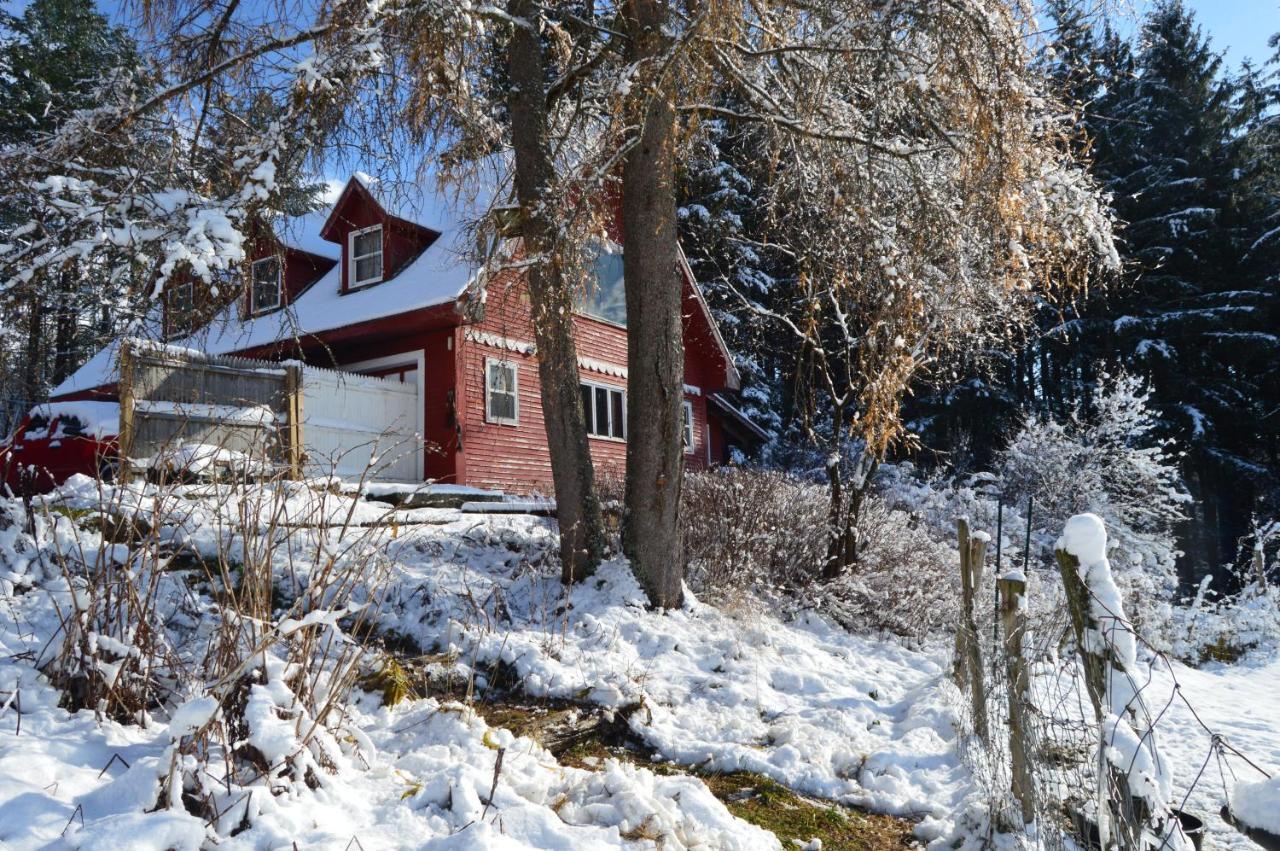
[116,340,136,483]
[1055,546,1143,848]
[999,572,1034,826]
[283,364,303,480]
[955,517,990,742]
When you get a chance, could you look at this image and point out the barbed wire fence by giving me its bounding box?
[949,500,1275,850]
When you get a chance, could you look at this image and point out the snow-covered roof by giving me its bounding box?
[274,207,340,259]
[51,176,481,398]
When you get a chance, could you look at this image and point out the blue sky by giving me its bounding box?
[2,0,1275,73]
[1145,0,1278,69]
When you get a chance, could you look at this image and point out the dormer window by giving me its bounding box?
[349,225,383,289]
[250,256,282,314]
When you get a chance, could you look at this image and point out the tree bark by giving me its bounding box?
[506,0,606,583]
[21,286,44,409]
[620,0,685,608]
[52,269,76,385]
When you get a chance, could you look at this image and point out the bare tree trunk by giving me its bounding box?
[823,445,846,580]
[620,0,684,608]
[506,0,606,583]
[52,270,77,385]
[21,286,44,409]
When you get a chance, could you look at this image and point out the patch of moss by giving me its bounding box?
[1199,635,1251,665]
[362,655,420,706]
[46,504,97,524]
[697,771,920,851]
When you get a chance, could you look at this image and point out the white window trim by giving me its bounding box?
[485,358,519,426]
[167,280,195,340]
[347,224,384,289]
[250,256,282,314]
[581,378,626,442]
[682,400,696,454]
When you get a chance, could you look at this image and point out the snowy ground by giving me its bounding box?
[0,481,1275,849]
[1146,651,1280,849]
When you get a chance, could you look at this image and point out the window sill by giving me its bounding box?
[344,277,385,293]
[587,433,627,444]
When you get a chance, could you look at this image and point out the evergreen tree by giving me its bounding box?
[0,0,138,428]
[677,115,789,443]
[1103,1,1271,580]
[908,1,1278,586]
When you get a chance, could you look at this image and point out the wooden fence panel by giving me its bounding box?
[117,339,421,482]
[120,340,289,473]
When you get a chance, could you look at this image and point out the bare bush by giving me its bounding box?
[815,496,960,642]
[681,467,958,640]
[681,467,828,599]
[28,427,401,837]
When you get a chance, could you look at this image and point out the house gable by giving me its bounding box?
[319,177,442,294]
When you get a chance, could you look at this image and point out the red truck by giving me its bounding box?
[0,401,120,495]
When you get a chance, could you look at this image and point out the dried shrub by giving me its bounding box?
[28,427,398,838]
[681,467,829,599]
[813,495,960,642]
[682,466,959,640]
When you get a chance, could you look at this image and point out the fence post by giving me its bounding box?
[954,517,990,742]
[999,571,1034,826]
[283,364,303,480]
[116,340,136,483]
[1055,545,1143,849]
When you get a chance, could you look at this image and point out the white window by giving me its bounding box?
[485,359,518,425]
[348,225,383,288]
[581,381,625,440]
[167,280,195,338]
[250,256,282,313]
[682,400,695,453]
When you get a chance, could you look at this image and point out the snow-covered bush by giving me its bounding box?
[20,465,397,840]
[815,493,960,641]
[1168,529,1280,662]
[998,373,1190,635]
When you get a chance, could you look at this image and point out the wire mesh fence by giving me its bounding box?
[948,505,1274,850]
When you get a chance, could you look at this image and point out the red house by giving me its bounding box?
[48,175,766,493]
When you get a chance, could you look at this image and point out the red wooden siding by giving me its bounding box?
[455,270,720,494]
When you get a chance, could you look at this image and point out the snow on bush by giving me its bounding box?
[681,467,828,597]
[1000,372,1190,637]
[0,473,397,841]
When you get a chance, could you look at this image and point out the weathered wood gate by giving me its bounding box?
[117,339,421,482]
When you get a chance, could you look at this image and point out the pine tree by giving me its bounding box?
[0,0,138,428]
[677,116,787,442]
[1102,1,1271,579]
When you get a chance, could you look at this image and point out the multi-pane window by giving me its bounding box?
[576,246,626,326]
[485,359,518,425]
[682,400,695,453]
[349,225,383,288]
[581,382,625,439]
[168,280,195,338]
[251,256,281,313]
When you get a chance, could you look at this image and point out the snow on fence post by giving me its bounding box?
[998,569,1034,826]
[116,339,136,483]
[954,517,990,742]
[1055,513,1184,851]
